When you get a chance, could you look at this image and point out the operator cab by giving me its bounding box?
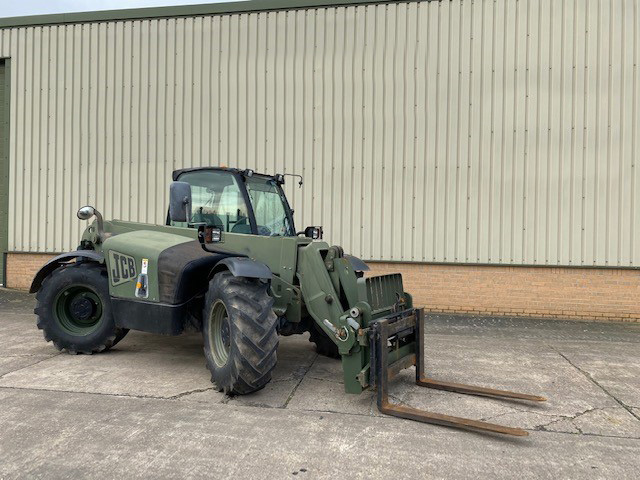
[168,167,296,237]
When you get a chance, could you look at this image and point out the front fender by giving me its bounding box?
[29,250,104,293]
[217,257,271,280]
[344,254,370,272]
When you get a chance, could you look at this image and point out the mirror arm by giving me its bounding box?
[94,209,105,241]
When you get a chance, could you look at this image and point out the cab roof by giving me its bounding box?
[172,167,272,181]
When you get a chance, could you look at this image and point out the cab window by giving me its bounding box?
[174,170,251,234]
[245,176,294,236]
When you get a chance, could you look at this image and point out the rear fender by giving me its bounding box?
[29,250,104,293]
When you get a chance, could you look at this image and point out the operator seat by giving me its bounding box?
[231,221,251,234]
[192,210,224,229]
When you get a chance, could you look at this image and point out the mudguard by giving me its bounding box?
[217,256,271,280]
[344,254,370,272]
[29,250,104,293]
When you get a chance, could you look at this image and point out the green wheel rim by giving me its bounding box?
[209,300,231,367]
[53,285,104,335]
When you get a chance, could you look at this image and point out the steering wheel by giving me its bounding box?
[257,226,272,236]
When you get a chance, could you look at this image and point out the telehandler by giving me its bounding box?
[31,167,545,435]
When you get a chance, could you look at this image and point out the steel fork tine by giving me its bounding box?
[373,309,545,436]
[414,309,546,402]
[415,377,546,402]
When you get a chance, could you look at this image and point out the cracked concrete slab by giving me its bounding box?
[552,342,640,412]
[286,376,381,416]
[1,387,640,479]
[1,289,639,478]
[0,354,57,377]
[0,315,62,356]
[410,336,619,418]
[0,288,35,313]
[179,335,319,408]
[228,378,302,409]
[303,352,344,383]
[544,407,640,438]
[268,335,318,380]
[0,332,215,398]
[487,410,570,432]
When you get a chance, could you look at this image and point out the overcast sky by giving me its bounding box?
[1,1,242,18]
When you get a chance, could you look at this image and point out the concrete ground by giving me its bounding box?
[0,289,639,479]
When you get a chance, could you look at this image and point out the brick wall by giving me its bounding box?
[6,252,640,322]
[368,262,640,323]
[5,253,55,290]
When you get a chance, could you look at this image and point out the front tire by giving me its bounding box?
[34,263,128,354]
[203,271,278,395]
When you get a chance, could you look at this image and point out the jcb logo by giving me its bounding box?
[108,251,137,286]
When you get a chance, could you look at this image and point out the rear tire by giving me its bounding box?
[308,323,340,359]
[34,263,129,354]
[203,271,278,395]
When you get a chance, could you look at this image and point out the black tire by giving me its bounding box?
[203,271,278,395]
[34,263,129,354]
[308,322,340,359]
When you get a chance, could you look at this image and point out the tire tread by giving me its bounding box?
[33,262,128,355]
[203,271,278,395]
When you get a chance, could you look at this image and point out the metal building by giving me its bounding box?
[0,0,638,322]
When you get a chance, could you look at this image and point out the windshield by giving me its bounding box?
[175,170,252,234]
[245,176,294,236]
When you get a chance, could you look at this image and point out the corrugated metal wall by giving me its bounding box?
[0,59,7,284]
[1,0,639,267]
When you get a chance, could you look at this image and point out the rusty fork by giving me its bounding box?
[372,309,546,437]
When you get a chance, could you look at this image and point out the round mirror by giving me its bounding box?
[77,206,96,220]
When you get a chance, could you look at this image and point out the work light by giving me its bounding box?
[304,226,323,240]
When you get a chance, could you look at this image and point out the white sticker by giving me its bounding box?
[141,258,149,274]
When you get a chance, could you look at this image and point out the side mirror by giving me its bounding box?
[169,181,192,223]
[77,205,96,220]
[76,205,105,241]
[303,226,323,240]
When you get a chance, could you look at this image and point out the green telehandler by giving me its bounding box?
[31,167,545,436]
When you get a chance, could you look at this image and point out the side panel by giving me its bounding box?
[93,220,305,304]
[111,298,187,335]
[203,231,304,282]
[103,230,193,302]
[200,231,308,315]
